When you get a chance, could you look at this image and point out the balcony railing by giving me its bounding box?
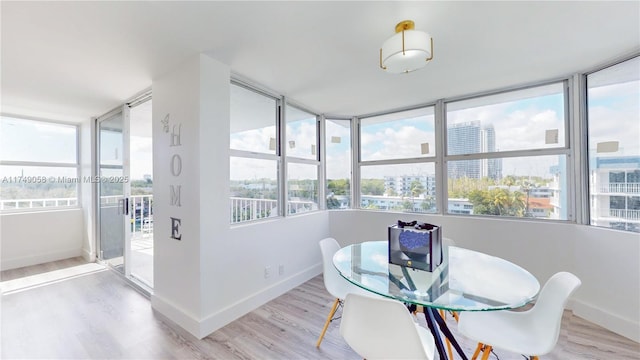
[609,209,640,221]
[598,183,640,194]
[0,197,78,210]
[230,197,318,224]
[130,195,153,239]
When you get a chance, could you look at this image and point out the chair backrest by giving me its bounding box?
[340,293,433,360]
[319,237,352,299]
[529,271,582,354]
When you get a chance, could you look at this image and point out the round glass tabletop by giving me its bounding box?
[333,241,540,311]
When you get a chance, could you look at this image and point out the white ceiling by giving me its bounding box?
[1,1,639,123]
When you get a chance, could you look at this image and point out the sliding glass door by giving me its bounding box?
[97,107,131,276]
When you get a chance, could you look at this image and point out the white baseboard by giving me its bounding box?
[570,298,640,343]
[81,248,95,263]
[1,248,82,271]
[151,293,202,338]
[197,262,322,339]
[151,263,322,339]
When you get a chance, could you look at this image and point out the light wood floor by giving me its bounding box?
[1,261,639,359]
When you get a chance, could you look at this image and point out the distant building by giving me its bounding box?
[448,121,481,179]
[448,121,502,179]
[589,155,640,233]
[526,197,553,218]
[384,175,436,198]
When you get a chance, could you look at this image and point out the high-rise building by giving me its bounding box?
[481,125,502,180]
[448,121,481,179]
[448,121,502,179]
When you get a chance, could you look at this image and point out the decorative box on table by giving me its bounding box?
[388,221,443,272]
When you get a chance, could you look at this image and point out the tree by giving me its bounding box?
[326,195,341,209]
[410,180,425,198]
[327,178,349,195]
[468,188,526,217]
[361,179,385,195]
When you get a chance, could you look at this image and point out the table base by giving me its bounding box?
[424,308,468,360]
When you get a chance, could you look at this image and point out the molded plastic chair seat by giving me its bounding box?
[316,237,380,348]
[458,271,581,359]
[340,293,435,360]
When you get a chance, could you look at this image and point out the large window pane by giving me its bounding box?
[447,155,568,220]
[360,163,436,213]
[447,83,566,154]
[1,117,77,164]
[360,107,435,161]
[286,106,318,160]
[587,56,640,233]
[230,84,277,154]
[230,157,278,224]
[0,165,78,210]
[326,119,351,209]
[287,163,318,215]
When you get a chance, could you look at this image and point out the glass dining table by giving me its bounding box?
[333,241,540,360]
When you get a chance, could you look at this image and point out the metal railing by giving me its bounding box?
[130,195,153,239]
[0,197,78,210]
[598,183,640,194]
[230,197,319,224]
[609,209,640,221]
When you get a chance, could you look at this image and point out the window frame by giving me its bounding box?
[356,103,439,214]
[441,79,575,222]
[283,99,322,216]
[229,80,283,224]
[0,115,80,213]
[584,54,640,233]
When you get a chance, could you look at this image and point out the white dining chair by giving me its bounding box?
[340,293,436,360]
[316,237,377,348]
[457,271,582,360]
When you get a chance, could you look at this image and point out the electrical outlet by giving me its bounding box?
[278,264,284,276]
[264,266,271,278]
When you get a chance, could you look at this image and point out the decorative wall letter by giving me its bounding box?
[170,154,182,176]
[170,217,182,240]
[170,185,182,206]
[170,124,182,146]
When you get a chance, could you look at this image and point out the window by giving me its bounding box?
[359,106,437,214]
[325,119,351,209]
[445,82,569,220]
[230,157,278,224]
[360,107,436,161]
[0,116,79,210]
[229,83,280,224]
[285,105,319,215]
[587,56,640,233]
[360,163,436,213]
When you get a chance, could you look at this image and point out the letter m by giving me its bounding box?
[170,185,181,207]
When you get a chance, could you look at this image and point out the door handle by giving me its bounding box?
[125,197,129,216]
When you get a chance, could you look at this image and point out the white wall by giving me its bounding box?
[151,53,330,339]
[0,209,84,270]
[329,210,640,342]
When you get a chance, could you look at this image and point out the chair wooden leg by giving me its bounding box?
[316,298,340,348]
[451,311,459,322]
[480,345,493,360]
[471,343,484,360]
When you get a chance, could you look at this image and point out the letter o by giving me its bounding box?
[170,154,182,176]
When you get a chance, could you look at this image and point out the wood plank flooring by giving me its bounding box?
[1,265,638,359]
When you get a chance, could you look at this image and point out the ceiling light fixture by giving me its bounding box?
[380,20,433,74]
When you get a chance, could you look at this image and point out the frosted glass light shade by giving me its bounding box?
[381,30,432,74]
